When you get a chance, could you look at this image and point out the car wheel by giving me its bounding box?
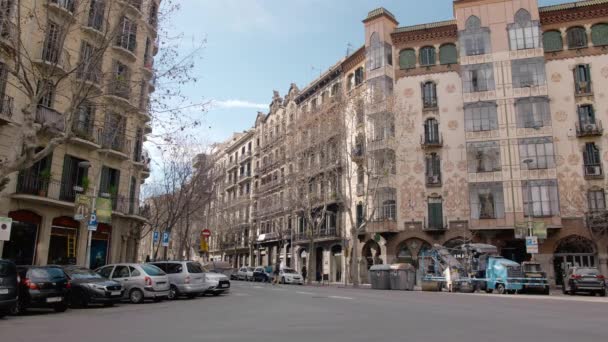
[72,290,89,308]
[212,292,221,296]
[54,302,68,313]
[496,284,506,295]
[11,300,25,315]
[103,302,115,307]
[129,289,144,304]
[168,285,178,300]
[186,294,197,299]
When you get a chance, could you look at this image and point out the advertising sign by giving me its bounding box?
[96,198,112,224]
[74,195,92,221]
[532,222,547,239]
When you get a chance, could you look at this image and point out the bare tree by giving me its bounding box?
[0,0,204,182]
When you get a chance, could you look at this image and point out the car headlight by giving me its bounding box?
[88,284,106,290]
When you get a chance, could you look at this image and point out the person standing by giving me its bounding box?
[273,263,281,285]
[301,265,307,283]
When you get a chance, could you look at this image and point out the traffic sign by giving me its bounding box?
[153,231,160,244]
[162,232,170,247]
[526,236,538,254]
[202,229,211,238]
[88,211,98,231]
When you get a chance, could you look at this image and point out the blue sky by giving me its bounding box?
[167,0,566,144]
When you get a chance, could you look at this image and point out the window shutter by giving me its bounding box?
[591,24,608,46]
[439,44,457,65]
[100,167,110,194]
[542,31,563,52]
[399,49,416,69]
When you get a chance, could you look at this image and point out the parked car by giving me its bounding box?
[279,268,304,285]
[13,266,70,314]
[61,266,123,308]
[96,263,170,304]
[204,261,235,279]
[237,267,255,281]
[0,259,18,318]
[253,267,271,282]
[199,264,230,296]
[150,261,210,300]
[563,266,606,296]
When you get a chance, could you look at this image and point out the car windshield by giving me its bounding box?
[65,268,103,279]
[282,268,297,274]
[576,268,599,276]
[29,267,66,280]
[141,264,166,276]
[524,264,541,272]
[247,267,254,271]
[187,262,204,273]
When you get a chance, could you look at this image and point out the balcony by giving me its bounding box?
[47,0,76,19]
[71,121,100,149]
[575,80,593,96]
[368,136,396,152]
[76,69,103,93]
[98,131,130,159]
[114,196,147,221]
[106,82,133,107]
[36,106,65,132]
[365,220,398,233]
[584,164,604,180]
[258,178,284,194]
[426,173,442,187]
[294,227,341,242]
[119,0,143,16]
[14,174,80,208]
[586,210,608,234]
[576,121,603,137]
[424,216,448,232]
[238,171,252,182]
[0,94,14,125]
[239,151,253,162]
[34,46,68,74]
[420,134,443,149]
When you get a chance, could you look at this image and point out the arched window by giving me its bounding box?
[419,46,436,66]
[399,49,416,69]
[421,81,437,108]
[567,27,588,49]
[509,9,540,50]
[461,15,491,56]
[369,32,383,70]
[542,30,563,52]
[591,23,608,46]
[439,44,457,65]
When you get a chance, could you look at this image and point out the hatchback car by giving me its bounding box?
[237,267,254,281]
[563,267,606,296]
[62,266,123,308]
[253,267,271,282]
[0,259,18,318]
[14,266,70,314]
[279,268,304,285]
[150,261,210,300]
[96,263,170,304]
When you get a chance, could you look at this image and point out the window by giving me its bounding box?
[508,9,540,50]
[129,266,140,277]
[467,141,501,173]
[426,153,441,186]
[428,197,444,229]
[588,190,606,212]
[591,23,608,46]
[512,58,546,87]
[368,76,393,103]
[73,102,95,137]
[37,81,55,108]
[523,180,559,217]
[543,31,563,52]
[99,166,120,203]
[59,155,88,202]
[354,67,364,86]
[419,46,436,66]
[469,182,505,219]
[515,97,551,128]
[78,41,101,83]
[519,137,555,170]
[51,0,75,12]
[149,2,158,27]
[462,63,494,93]
[583,143,602,177]
[399,49,416,69]
[372,189,396,221]
[578,104,597,127]
[460,16,491,56]
[465,102,498,132]
[567,27,587,49]
[116,17,137,52]
[97,266,113,278]
[112,265,130,278]
[87,0,105,31]
[574,64,592,94]
[102,112,126,151]
[422,82,437,108]
[133,127,143,162]
[43,21,61,63]
[423,118,440,144]
[111,60,130,98]
[369,32,383,70]
[439,44,457,65]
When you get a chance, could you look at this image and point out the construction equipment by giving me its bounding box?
[521,262,550,294]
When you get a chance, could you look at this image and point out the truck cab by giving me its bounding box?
[485,257,524,294]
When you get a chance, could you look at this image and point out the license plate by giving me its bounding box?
[111,291,121,296]
[0,289,8,294]
[220,284,229,288]
[46,297,62,303]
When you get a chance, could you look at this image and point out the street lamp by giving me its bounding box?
[522,158,536,261]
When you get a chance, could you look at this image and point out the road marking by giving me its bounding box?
[329,295,353,300]
[296,291,316,295]
[253,286,263,289]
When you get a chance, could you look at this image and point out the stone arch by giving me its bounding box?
[553,235,598,286]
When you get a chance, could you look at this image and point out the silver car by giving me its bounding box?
[236,267,255,281]
[150,261,210,300]
[96,263,170,304]
[201,265,231,296]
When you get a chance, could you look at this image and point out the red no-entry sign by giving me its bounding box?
[202,229,211,238]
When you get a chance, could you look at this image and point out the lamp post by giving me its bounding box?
[78,161,102,269]
[522,158,536,261]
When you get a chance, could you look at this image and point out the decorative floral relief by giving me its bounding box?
[444,161,455,173]
[567,154,581,166]
[443,175,469,216]
[404,88,415,98]
[558,169,586,217]
[555,111,568,122]
[556,155,566,167]
[602,66,608,79]
[414,162,424,174]
[551,73,562,83]
[458,160,468,172]
[400,177,426,218]
[448,120,458,130]
[599,93,605,99]
[446,84,456,94]
[442,107,449,113]
[563,96,571,102]
[603,151,608,162]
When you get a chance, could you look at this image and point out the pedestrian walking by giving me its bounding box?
[265,265,273,284]
[301,265,307,283]
[273,263,280,284]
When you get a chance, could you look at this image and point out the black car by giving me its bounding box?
[62,266,124,308]
[0,259,18,318]
[14,266,70,314]
[252,267,271,282]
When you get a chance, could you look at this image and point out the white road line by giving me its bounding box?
[296,291,316,295]
[329,295,354,300]
[252,286,263,289]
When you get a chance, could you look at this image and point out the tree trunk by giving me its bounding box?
[306,238,314,285]
[350,227,359,287]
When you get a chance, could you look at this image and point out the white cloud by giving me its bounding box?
[211,99,267,110]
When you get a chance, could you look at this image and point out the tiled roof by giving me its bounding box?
[365,7,398,22]
[394,20,457,33]
[540,0,608,12]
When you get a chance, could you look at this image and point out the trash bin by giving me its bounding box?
[389,263,416,290]
[369,265,391,290]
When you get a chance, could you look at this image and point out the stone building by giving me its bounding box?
[202,0,608,285]
[0,0,158,268]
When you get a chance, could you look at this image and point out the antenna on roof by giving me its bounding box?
[346,42,353,56]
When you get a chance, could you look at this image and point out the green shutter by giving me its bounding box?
[591,24,608,46]
[428,200,443,229]
[542,31,563,52]
[399,49,416,69]
[439,44,457,65]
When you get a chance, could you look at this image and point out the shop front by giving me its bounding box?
[48,216,80,265]
[2,210,41,265]
[90,223,112,269]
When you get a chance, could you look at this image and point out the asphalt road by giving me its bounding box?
[1,282,607,342]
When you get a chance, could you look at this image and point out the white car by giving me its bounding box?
[237,267,254,281]
[279,268,304,285]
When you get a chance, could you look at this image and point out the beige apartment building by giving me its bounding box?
[0,0,157,268]
[203,0,608,286]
